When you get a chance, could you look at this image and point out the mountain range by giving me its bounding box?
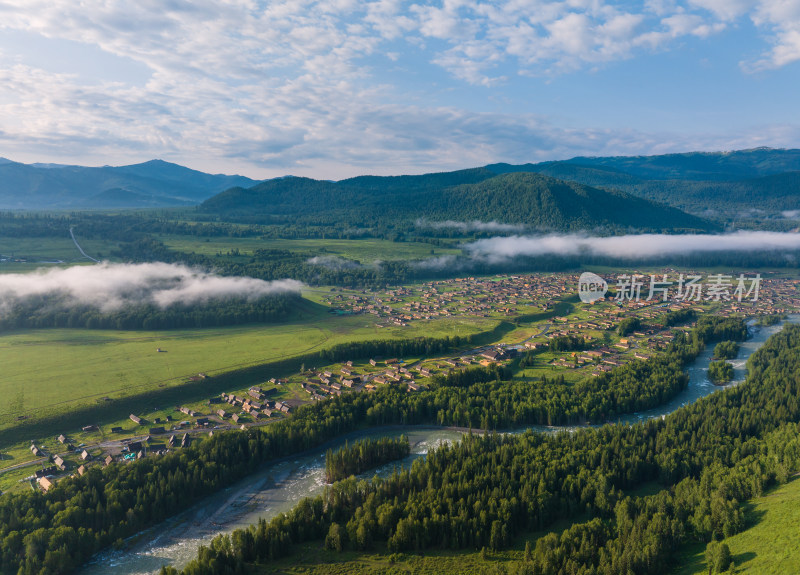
[2,148,799,231]
[0,158,260,209]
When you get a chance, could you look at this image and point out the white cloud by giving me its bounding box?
[0,1,798,176]
[688,0,757,21]
[415,218,527,232]
[307,255,364,270]
[737,0,800,70]
[464,231,800,262]
[0,262,303,312]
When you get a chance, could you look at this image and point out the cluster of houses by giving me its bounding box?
[321,275,575,327]
[301,361,363,398]
[518,275,800,377]
[323,273,800,333]
[522,301,692,375]
[299,357,430,399]
[33,439,95,492]
[33,429,192,491]
[220,387,290,422]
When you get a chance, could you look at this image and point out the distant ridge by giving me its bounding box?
[84,188,196,208]
[0,158,261,209]
[562,147,800,180]
[487,148,800,217]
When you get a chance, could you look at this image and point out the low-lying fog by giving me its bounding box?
[0,262,303,313]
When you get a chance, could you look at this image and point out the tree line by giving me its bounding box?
[708,360,734,384]
[121,237,413,289]
[757,314,786,326]
[325,436,410,483]
[6,211,800,290]
[617,317,641,336]
[712,340,739,360]
[547,334,587,352]
[663,308,697,326]
[0,293,299,332]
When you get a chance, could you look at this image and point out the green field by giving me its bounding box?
[0,232,461,273]
[674,476,800,574]
[157,235,461,261]
[0,296,498,441]
[0,236,118,264]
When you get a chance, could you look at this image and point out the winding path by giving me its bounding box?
[69,227,100,263]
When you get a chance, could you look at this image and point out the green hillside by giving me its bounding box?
[675,476,800,574]
[564,147,800,181]
[487,149,800,222]
[630,171,800,214]
[440,172,706,230]
[487,161,646,188]
[200,171,713,232]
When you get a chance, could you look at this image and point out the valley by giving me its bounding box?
[4,4,800,572]
[3,149,800,575]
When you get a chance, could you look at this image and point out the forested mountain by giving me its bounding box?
[630,171,800,215]
[200,171,712,232]
[559,147,800,181]
[0,158,260,209]
[488,149,800,222]
[486,161,646,188]
[443,173,704,230]
[340,167,496,191]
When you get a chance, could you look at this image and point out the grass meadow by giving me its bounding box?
[0,236,118,271]
[157,235,461,261]
[674,476,800,574]
[0,296,498,443]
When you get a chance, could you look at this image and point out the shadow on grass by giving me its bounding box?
[733,551,757,568]
[673,541,758,575]
[742,500,766,529]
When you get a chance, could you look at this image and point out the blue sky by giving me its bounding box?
[0,0,799,179]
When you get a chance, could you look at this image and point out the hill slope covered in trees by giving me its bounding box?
[487,148,800,222]
[200,171,712,232]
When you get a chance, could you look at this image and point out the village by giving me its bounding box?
[8,270,800,494]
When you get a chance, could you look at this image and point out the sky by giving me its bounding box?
[0,0,799,179]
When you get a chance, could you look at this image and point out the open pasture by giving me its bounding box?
[0,236,118,268]
[157,235,461,262]
[0,300,498,440]
[674,476,800,574]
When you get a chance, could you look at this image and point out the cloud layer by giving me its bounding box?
[307,255,366,270]
[0,1,798,176]
[415,219,526,233]
[464,231,800,262]
[0,262,303,312]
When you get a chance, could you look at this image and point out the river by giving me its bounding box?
[82,315,797,574]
